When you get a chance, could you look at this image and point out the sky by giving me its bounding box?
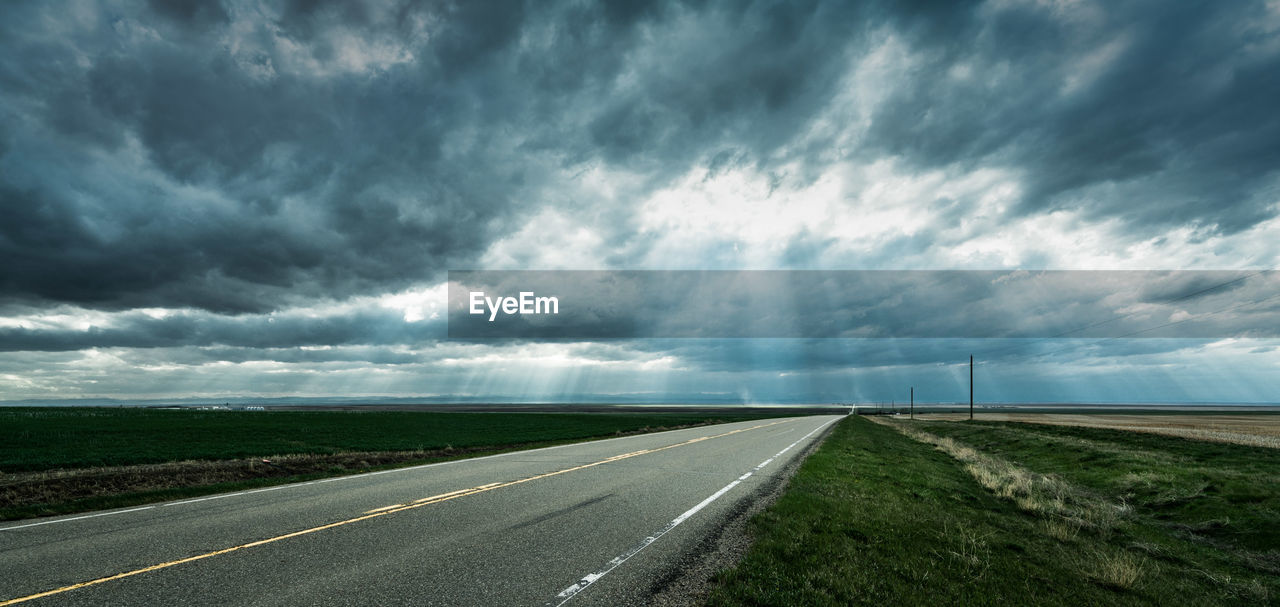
[1,0,1278,405]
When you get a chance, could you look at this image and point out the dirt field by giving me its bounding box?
[910,413,1280,449]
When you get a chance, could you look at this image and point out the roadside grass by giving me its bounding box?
[908,420,1280,555]
[0,408,780,520]
[706,416,1277,606]
[890,423,1129,534]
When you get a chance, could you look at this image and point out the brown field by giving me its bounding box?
[910,413,1280,449]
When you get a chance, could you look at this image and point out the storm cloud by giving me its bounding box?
[1,0,1277,403]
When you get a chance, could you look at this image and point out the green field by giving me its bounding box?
[707,416,1279,606]
[0,407,779,472]
[0,407,779,520]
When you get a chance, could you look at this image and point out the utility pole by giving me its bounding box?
[910,386,914,420]
[969,355,974,421]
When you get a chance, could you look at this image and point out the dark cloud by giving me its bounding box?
[0,1,1277,404]
[581,0,868,173]
[0,16,513,312]
[4,0,1274,317]
[863,0,1280,233]
[0,308,443,352]
[147,0,230,27]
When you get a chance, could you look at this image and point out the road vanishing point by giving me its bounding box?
[1,415,840,606]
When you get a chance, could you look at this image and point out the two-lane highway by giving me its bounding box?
[1,415,841,606]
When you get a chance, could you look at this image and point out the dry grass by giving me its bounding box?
[913,413,1280,449]
[1080,548,1151,590]
[880,418,1159,592]
[1043,518,1082,542]
[876,418,1130,533]
[931,521,994,580]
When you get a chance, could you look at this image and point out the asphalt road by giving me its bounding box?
[0,415,841,606]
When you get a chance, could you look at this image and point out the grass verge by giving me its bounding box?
[706,416,1277,606]
[1,408,780,521]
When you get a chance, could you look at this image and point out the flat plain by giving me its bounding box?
[708,415,1279,606]
[914,412,1280,448]
[0,407,785,521]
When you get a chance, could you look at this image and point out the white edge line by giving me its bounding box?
[551,417,837,606]
[164,481,316,506]
[0,506,157,531]
[0,417,814,532]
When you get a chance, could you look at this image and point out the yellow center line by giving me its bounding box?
[1,419,793,606]
[361,503,404,514]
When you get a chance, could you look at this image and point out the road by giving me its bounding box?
[1,415,840,606]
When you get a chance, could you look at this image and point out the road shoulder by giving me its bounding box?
[645,419,840,606]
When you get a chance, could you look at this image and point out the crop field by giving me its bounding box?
[916,412,1280,449]
[709,415,1279,606]
[0,407,780,520]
